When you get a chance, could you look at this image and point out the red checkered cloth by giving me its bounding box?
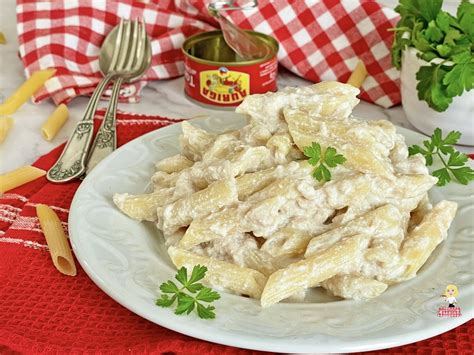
[16,0,401,107]
[0,110,472,353]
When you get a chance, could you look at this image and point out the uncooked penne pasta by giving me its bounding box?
[347,60,368,88]
[0,32,6,44]
[36,204,76,276]
[160,179,238,234]
[155,154,193,173]
[168,246,267,298]
[400,200,457,280]
[41,103,69,141]
[0,165,46,193]
[321,275,387,300]
[113,188,174,222]
[260,235,365,307]
[0,68,56,115]
[0,117,14,143]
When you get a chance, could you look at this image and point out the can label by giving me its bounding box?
[200,68,250,104]
[184,57,277,107]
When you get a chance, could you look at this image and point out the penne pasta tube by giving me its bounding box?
[155,154,193,173]
[321,275,387,300]
[168,246,267,298]
[0,68,56,115]
[113,188,174,222]
[260,235,365,307]
[179,208,242,249]
[36,204,77,276]
[347,60,368,88]
[160,179,238,234]
[400,200,457,280]
[0,165,46,193]
[305,204,402,258]
[41,103,69,141]
[261,227,315,258]
[0,117,14,144]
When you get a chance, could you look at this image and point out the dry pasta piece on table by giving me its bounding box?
[346,60,368,88]
[36,204,76,276]
[0,165,46,193]
[168,246,267,299]
[0,117,14,144]
[41,103,69,141]
[0,68,56,115]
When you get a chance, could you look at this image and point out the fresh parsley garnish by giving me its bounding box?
[408,128,474,186]
[391,0,474,112]
[303,142,346,182]
[156,265,220,319]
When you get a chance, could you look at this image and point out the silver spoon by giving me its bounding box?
[84,20,151,175]
[47,20,137,182]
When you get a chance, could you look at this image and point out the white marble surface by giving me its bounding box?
[0,0,431,174]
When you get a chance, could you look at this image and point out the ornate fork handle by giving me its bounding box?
[47,74,114,183]
[84,76,123,175]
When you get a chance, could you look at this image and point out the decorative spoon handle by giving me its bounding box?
[47,74,113,183]
[84,76,123,175]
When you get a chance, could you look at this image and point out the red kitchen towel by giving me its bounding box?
[16,0,400,108]
[0,109,472,354]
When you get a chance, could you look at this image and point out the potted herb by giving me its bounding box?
[391,0,474,146]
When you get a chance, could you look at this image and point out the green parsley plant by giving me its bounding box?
[303,142,346,182]
[408,128,474,186]
[391,0,474,112]
[156,265,220,319]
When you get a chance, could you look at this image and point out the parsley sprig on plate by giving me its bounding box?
[409,128,474,186]
[304,142,346,182]
[156,265,220,319]
[391,0,474,111]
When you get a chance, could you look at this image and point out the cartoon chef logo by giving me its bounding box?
[200,68,250,104]
[437,284,462,317]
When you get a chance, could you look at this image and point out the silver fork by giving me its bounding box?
[46,19,131,183]
[84,20,151,175]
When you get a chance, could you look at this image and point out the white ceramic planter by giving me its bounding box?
[401,47,474,146]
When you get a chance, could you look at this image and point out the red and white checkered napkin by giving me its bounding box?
[16,0,400,107]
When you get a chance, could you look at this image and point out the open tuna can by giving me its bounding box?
[182,30,278,109]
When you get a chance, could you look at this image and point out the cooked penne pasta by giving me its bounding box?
[0,165,46,193]
[168,246,267,298]
[113,188,175,222]
[41,103,69,141]
[400,201,457,280]
[0,117,14,144]
[115,81,458,306]
[36,204,76,276]
[304,204,402,258]
[0,68,56,115]
[347,60,368,88]
[321,274,387,300]
[155,154,193,173]
[260,235,366,307]
[159,179,238,234]
[179,208,241,249]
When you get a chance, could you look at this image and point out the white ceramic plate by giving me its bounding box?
[69,113,474,353]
